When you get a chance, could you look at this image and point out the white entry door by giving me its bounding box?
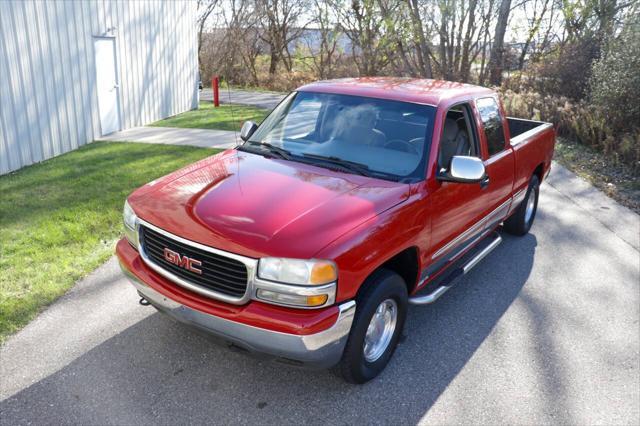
[94,38,121,135]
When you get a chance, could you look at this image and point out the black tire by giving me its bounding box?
[339,269,408,384]
[504,174,540,236]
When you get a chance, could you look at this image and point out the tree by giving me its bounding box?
[478,0,496,84]
[228,0,263,86]
[589,7,640,133]
[332,0,396,76]
[196,0,220,78]
[407,0,433,78]
[525,0,632,98]
[304,0,341,79]
[516,0,551,70]
[256,0,308,75]
[488,0,511,85]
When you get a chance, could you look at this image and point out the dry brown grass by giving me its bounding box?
[499,89,640,173]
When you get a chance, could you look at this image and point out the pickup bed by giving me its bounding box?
[116,77,555,383]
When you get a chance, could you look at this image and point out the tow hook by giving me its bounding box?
[139,297,151,306]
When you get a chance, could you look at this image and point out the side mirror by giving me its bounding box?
[438,156,486,183]
[240,121,258,142]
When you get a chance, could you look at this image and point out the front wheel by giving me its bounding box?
[338,269,408,384]
[504,174,540,236]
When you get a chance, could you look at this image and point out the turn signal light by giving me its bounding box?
[309,262,337,285]
[305,294,329,306]
[256,289,329,307]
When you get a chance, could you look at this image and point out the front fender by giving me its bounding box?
[314,193,429,302]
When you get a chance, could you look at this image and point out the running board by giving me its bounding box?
[409,233,502,305]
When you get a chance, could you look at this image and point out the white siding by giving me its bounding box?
[0,0,198,175]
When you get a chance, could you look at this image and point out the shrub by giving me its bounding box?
[499,88,639,172]
[504,39,599,99]
[589,12,640,134]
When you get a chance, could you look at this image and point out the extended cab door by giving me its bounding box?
[473,96,515,226]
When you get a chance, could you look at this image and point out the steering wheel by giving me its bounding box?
[384,139,419,154]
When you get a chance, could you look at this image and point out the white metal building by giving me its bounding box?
[0,0,198,175]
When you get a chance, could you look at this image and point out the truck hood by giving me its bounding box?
[129,150,410,259]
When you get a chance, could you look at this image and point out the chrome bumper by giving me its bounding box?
[120,263,356,368]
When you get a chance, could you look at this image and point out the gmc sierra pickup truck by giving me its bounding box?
[116,78,555,383]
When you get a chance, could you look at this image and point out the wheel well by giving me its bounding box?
[360,247,420,296]
[533,163,544,181]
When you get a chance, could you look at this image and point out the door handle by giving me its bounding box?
[480,175,490,189]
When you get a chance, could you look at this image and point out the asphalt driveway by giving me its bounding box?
[200,88,285,110]
[1,165,638,425]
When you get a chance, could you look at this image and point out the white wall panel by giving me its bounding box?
[0,0,198,175]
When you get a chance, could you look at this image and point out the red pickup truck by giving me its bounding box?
[116,78,555,383]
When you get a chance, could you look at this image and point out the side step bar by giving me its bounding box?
[409,233,502,305]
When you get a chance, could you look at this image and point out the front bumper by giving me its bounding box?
[119,260,356,368]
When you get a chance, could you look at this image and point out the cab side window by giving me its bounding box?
[476,97,506,156]
[439,104,478,170]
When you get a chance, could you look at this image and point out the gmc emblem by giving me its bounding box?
[163,248,202,274]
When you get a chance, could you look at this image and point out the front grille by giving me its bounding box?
[140,225,249,298]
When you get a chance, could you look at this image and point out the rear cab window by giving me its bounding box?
[476,97,506,156]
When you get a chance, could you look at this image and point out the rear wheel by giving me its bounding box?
[339,269,408,384]
[504,175,540,236]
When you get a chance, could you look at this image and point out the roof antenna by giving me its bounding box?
[223,76,239,146]
[224,75,243,196]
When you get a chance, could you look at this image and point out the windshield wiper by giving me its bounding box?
[301,153,374,177]
[238,141,292,160]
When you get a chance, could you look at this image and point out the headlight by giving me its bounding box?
[258,258,337,285]
[255,258,338,308]
[123,200,139,248]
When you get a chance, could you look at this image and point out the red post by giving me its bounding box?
[212,76,219,107]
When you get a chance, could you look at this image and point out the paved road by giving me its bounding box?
[1,164,638,425]
[200,88,285,110]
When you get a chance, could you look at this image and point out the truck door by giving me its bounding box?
[427,102,488,275]
[474,97,515,226]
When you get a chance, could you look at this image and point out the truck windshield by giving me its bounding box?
[243,91,436,182]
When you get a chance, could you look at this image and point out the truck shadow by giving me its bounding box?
[0,233,536,425]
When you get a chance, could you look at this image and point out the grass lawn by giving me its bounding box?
[0,141,218,343]
[150,102,268,131]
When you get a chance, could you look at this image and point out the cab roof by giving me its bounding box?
[297,77,495,107]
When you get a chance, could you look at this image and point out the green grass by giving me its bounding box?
[0,141,218,342]
[150,102,268,131]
